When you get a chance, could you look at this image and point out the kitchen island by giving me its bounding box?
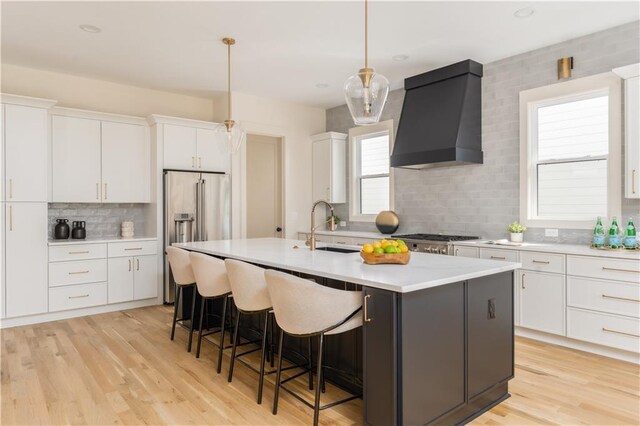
[174,238,521,425]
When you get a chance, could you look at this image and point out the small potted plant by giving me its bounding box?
[507,221,526,243]
[327,214,341,231]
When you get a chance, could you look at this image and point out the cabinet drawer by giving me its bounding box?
[568,276,640,318]
[331,236,354,245]
[479,248,518,262]
[520,251,565,274]
[454,246,479,258]
[49,282,108,312]
[49,243,107,262]
[48,259,107,287]
[567,255,640,283]
[108,240,156,257]
[567,308,639,353]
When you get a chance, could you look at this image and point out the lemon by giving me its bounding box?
[381,240,389,248]
[373,241,382,249]
[362,244,374,254]
[399,245,409,253]
[391,240,399,247]
[373,247,385,255]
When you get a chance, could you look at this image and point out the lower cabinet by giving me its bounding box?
[108,255,158,304]
[519,270,565,336]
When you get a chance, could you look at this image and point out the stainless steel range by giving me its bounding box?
[392,233,479,255]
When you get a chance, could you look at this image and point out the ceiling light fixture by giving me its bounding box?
[214,37,245,154]
[392,54,409,62]
[344,0,389,126]
[316,83,329,89]
[513,7,535,18]
[79,24,101,33]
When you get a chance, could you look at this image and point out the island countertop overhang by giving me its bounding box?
[173,238,521,293]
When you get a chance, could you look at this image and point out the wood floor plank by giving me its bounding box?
[1,305,638,425]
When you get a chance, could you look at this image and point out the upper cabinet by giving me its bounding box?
[1,95,56,202]
[613,63,640,199]
[311,132,347,203]
[51,108,151,203]
[150,116,230,173]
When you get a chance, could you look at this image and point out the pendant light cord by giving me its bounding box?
[227,41,232,122]
[364,0,368,70]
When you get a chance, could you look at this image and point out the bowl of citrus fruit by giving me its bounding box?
[360,239,411,265]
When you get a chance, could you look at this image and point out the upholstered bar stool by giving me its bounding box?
[165,246,197,351]
[265,270,363,426]
[189,252,233,373]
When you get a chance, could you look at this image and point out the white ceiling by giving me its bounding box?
[1,1,638,109]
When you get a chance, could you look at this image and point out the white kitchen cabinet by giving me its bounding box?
[5,202,48,318]
[312,132,347,203]
[161,123,229,172]
[163,124,197,170]
[453,246,479,258]
[134,255,158,300]
[613,64,640,199]
[51,115,102,202]
[108,254,157,303]
[196,128,230,172]
[101,121,150,202]
[4,104,48,202]
[519,270,565,336]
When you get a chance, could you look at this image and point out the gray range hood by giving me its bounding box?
[390,59,483,169]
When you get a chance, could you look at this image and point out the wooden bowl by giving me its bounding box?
[360,251,410,265]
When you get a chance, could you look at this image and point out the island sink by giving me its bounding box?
[315,246,359,253]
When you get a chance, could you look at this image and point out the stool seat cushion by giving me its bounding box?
[225,259,272,312]
[166,246,195,285]
[265,270,362,336]
[189,252,231,298]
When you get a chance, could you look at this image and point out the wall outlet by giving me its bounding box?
[339,220,347,227]
[545,228,559,238]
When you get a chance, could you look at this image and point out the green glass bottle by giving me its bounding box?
[608,216,622,249]
[624,217,637,249]
[592,216,605,247]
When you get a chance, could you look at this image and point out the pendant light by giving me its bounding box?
[215,37,245,153]
[344,0,389,126]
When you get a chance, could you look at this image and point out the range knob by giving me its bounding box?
[440,247,448,255]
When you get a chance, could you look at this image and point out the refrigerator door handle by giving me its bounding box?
[195,179,201,241]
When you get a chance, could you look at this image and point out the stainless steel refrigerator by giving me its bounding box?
[164,170,231,303]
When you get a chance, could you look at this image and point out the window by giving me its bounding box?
[520,73,622,229]
[349,120,394,222]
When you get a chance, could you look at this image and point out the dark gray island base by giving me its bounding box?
[177,246,515,425]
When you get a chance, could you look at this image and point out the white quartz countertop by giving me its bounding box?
[453,240,640,260]
[173,238,520,293]
[48,236,157,246]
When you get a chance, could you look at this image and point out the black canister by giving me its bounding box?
[71,221,87,239]
[54,219,70,239]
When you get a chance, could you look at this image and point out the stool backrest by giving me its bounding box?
[224,259,272,312]
[189,252,231,298]
[166,246,195,285]
[264,269,362,336]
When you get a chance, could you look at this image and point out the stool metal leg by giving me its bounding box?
[313,333,324,426]
[269,314,275,368]
[272,329,285,415]
[257,311,269,404]
[227,311,242,382]
[196,295,206,358]
[187,287,197,352]
[307,336,314,390]
[216,295,228,374]
[170,284,181,340]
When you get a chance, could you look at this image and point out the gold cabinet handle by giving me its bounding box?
[104,183,108,200]
[136,258,140,271]
[68,294,90,299]
[602,294,640,303]
[364,294,372,322]
[128,259,132,272]
[9,205,13,231]
[455,248,459,256]
[68,270,90,275]
[68,250,90,255]
[198,157,202,168]
[521,273,526,289]
[192,156,195,168]
[532,260,550,264]
[96,183,99,200]
[633,169,637,194]
[602,327,640,338]
[9,178,13,199]
[490,256,506,260]
[602,267,639,274]
[125,247,142,251]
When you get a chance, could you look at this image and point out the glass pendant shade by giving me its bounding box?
[214,120,245,155]
[344,68,390,125]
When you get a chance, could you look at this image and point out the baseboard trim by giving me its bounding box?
[515,326,639,364]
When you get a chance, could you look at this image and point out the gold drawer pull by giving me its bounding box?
[602,294,640,303]
[532,260,550,264]
[364,294,372,322]
[125,247,143,251]
[336,241,347,245]
[68,270,90,275]
[68,294,90,299]
[602,267,639,274]
[68,250,90,255]
[602,327,640,338]
[490,256,506,260]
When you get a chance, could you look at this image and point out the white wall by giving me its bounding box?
[217,92,326,239]
[1,64,215,120]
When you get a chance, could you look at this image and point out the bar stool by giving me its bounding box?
[165,246,197,351]
[189,252,233,373]
[264,269,363,426]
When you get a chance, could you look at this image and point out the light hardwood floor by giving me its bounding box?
[1,305,638,425]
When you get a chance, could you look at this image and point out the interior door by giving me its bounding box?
[246,134,283,238]
[134,255,158,300]
[108,257,134,304]
[101,121,150,202]
[196,128,230,172]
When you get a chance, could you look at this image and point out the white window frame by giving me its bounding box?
[519,72,622,230]
[348,120,395,222]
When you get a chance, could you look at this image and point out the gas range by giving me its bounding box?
[392,233,479,255]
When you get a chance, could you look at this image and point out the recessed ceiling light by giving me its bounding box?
[79,24,102,34]
[392,54,409,61]
[315,83,329,89]
[514,7,535,18]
